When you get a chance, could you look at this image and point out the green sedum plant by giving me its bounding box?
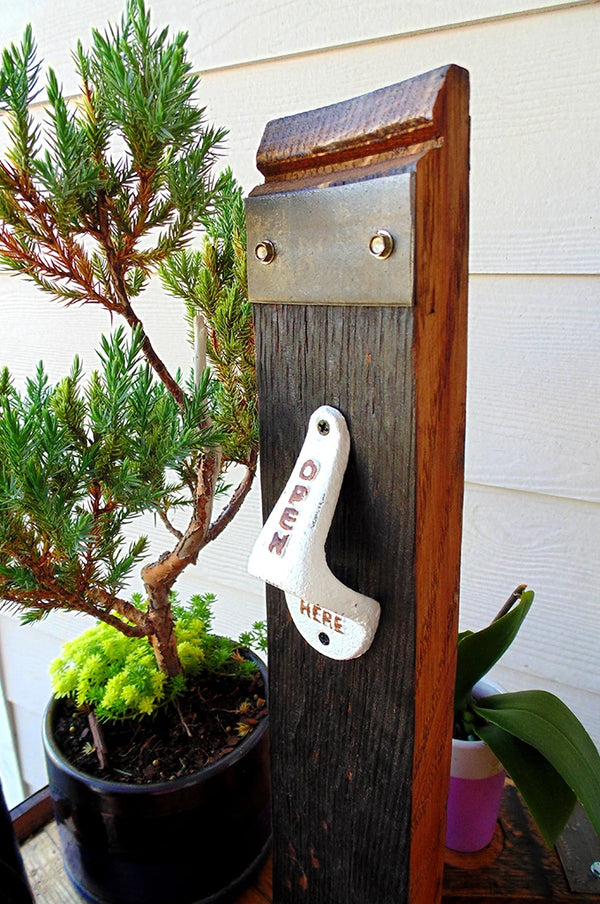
[0,0,259,691]
[455,586,600,846]
[50,593,266,722]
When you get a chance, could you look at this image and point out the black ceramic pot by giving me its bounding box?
[42,655,270,904]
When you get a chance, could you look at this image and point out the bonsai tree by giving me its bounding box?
[454,585,600,845]
[0,1,258,685]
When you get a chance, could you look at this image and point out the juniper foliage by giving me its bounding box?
[0,1,259,681]
[0,0,226,310]
[0,328,214,631]
[160,169,257,466]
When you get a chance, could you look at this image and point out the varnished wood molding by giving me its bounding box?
[11,786,53,844]
[255,65,459,183]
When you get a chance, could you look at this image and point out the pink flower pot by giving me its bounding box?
[446,679,506,853]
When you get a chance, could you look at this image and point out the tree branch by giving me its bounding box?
[118,300,186,408]
[0,164,119,309]
[205,448,258,544]
[93,588,152,633]
[0,588,151,637]
[141,449,222,589]
[3,536,151,636]
[156,507,184,540]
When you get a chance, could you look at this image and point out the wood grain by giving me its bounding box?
[254,303,417,903]
[409,63,470,904]
[255,66,446,178]
[11,788,53,845]
[443,783,600,902]
[250,64,469,903]
[21,822,83,904]
[20,787,600,903]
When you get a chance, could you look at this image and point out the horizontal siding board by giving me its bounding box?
[0,1,594,92]
[0,612,66,793]
[466,275,600,502]
[460,483,600,746]
[1,7,598,274]
[169,0,597,73]
[0,272,189,386]
[198,3,599,274]
[0,615,64,714]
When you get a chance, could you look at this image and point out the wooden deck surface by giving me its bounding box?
[20,819,273,903]
[19,783,600,903]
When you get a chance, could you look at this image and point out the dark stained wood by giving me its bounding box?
[244,789,600,904]
[18,786,600,903]
[11,786,53,844]
[249,65,469,904]
[442,783,600,903]
[556,803,600,894]
[253,303,417,903]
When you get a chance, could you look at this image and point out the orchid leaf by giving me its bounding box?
[474,690,600,839]
[455,589,534,710]
[475,720,576,845]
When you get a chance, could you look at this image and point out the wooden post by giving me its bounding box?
[247,65,469,904]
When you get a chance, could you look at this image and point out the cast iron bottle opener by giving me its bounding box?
[248,405,380,659]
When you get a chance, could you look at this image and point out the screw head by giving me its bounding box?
[254,240,276,264]
[317,419,330,436]
[591,861,600,879]
[369,229,394,259]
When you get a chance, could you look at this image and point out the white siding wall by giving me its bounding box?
[0,0,598,805]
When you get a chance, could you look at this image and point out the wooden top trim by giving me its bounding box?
[255,65,461,179]
[11,786,53,844]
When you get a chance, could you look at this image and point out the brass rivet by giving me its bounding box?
[369,230,394,259]
[255,240,276,264]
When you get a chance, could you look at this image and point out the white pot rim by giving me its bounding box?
[451,678,505,779]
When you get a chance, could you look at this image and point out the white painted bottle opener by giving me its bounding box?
[248,405,380,660]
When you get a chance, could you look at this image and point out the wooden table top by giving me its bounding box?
[16,783,600,903]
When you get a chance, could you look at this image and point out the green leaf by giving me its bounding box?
[475,721,576,846]
[474,690,600,840]
[455,589,534,710]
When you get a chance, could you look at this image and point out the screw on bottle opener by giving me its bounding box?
[248,405,380,660]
